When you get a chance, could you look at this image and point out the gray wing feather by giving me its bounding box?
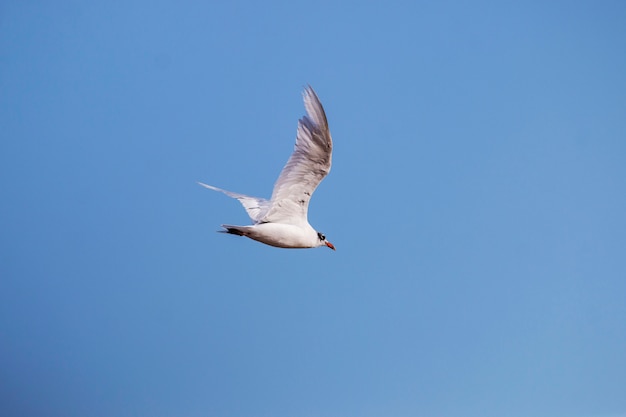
[263,86,332,225]
[197,182,270,224]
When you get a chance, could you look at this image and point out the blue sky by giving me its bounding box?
[1,1,625,416]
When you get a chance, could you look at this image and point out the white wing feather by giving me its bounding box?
[263,86,332,225]
[197,182,270,224]
[198,86,332,226]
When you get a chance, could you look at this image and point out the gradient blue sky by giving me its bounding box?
[1,1,625,416]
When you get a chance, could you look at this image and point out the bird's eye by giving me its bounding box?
[318,232,325,241]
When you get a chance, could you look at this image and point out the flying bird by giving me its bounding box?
[199,86,335,250]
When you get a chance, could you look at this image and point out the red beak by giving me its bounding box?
[325,241,336,250]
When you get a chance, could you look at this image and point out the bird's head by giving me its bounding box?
[317,231,335,250]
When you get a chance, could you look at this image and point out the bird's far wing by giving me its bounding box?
[198,182,270,224]
[263,86,333,225]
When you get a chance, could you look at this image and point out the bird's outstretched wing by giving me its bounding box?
[263,86,333,225]
[197,182,270,224]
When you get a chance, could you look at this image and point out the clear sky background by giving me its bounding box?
[1,1,625,416]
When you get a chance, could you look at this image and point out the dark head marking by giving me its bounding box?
[317,232,326,241]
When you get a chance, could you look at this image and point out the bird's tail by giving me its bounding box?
[219,224,249,236]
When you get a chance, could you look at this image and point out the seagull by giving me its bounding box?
[199,86,335,250]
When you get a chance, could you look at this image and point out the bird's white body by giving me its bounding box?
[222,222,321,249]
[199,86,335,250]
